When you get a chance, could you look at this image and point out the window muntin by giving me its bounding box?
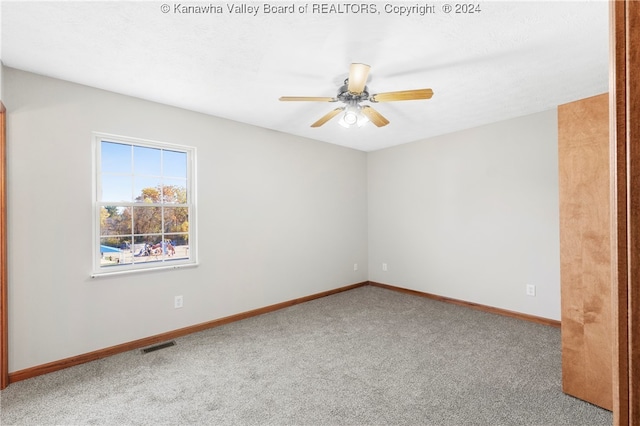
[94,134,195,275]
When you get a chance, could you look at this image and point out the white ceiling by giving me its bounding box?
[1,0,609,151]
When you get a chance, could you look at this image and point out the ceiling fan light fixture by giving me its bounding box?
[344,109,358,126]
[339,104,369,128]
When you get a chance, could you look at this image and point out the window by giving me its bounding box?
[93,133,196,276]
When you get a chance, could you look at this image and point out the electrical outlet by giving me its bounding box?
[382,263,388,271]
[354,263,358,271]
[526,285,536,297]
[174,295,183,309]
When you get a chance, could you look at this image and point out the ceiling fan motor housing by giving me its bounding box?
[338,81,369,103]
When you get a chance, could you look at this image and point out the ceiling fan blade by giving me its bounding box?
[279,96,336,102]
[311,108,344,127]
[370,88,434,102]
[361,106,390,127]
[347,63,370,94]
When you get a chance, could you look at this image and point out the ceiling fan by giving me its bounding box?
[279,63,433,128]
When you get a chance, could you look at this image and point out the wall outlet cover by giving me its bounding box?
[174,295,184,308]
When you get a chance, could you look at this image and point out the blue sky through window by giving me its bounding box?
[101,141,187,203]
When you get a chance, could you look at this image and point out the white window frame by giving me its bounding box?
[91,132,197,277]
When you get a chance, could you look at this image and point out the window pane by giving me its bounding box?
[101,174,133,203]
[134,145,161,176]
[133,206,161,234]
[164,207,189,233]
[101,142,131,174]
[100,237,132,266]
[134,178,162,203]
[162,180,187,204]
[165,234,189,260]
[100,206,132,236]
[163,150,187,178]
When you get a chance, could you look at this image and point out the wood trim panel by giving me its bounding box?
[611,1,629,423]
[628,2,640,421]
[8,281,367,384]
[611,1,640,424]
[0,102,7,390]
[368,281,561,328]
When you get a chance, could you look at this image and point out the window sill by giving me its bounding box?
[91,262,199,278]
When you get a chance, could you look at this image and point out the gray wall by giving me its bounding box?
[368,110,561,320]
[5,66,562,373]
[5,68,369,372]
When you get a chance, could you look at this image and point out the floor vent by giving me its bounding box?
[141,341,176,354]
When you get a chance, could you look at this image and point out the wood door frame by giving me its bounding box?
[611,1,640,424]
[1,101,7,390]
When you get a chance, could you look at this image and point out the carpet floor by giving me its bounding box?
[0,285,612,425]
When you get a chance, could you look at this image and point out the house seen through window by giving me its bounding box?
[94,134,196,274]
